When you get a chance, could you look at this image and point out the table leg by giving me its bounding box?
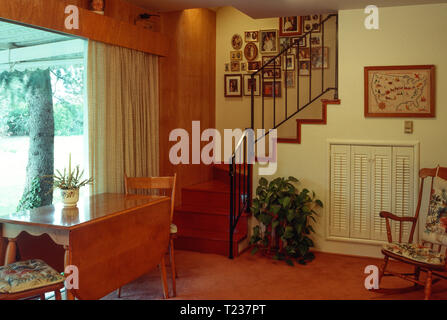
[64,246,75,300]
[4,238,17,265]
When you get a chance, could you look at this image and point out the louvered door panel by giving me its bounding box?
[350,146,371,239]
[329,143,416,243]
[329,145,350,237]
[392,147,414,242]
[370,147,392,241]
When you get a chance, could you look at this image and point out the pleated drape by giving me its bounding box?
[87,40,159,194]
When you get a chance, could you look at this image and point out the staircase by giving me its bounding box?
[174,14,339,258]
[173,164,249,256]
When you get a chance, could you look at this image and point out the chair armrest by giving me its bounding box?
[379,211,416,222]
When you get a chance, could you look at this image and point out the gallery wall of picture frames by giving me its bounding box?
[224,14,329,98]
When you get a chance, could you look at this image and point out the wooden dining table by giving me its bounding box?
[0,193,171,300]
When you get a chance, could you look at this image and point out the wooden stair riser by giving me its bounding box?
[213,166,249,184]
[213,167,230,183]
[174,210,248,233]
[181,189,230,211]
[175,172,249,257]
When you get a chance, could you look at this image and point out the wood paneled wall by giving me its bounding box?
[0,0,167,56]
[159,9,216,205]
[71,0,161,31]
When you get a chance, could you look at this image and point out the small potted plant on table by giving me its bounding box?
[250,176,323,266]
[49,154,93,208]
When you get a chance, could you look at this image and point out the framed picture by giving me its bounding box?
[260,29,279,54]
[248,61,262,71]
[231,34,243,50]
[244,43,258,61]
[310,47,328,69]
[310,34,322,46]
[303,14,321,33]
[297,47,310,60]
[364,65,435,118]
[283,54,295,71]
[230,61,240,72]
[285,71,295,88]
[243,74,261,96]
[224,74,242,97]
[230,51,242,61]
[279,37,291,53]
[263,81,281,97]
[224,63,230,72]
[279,16,302,36]
[245,31,259,42]
[262,55,281,68]
[292,36,307,47]
[241,62,247,72]
[298,61,311,76]
[263,68,281,79]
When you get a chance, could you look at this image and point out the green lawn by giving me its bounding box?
[0,135,86,215]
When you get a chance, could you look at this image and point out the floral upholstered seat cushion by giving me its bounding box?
[423,176,447,246]
[382,243,445,266]
[0,259,65,294]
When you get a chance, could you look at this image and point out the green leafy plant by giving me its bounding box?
[51,165,93,190]
[17,176,42,211]
[44,154,93,190]
[249,176,323,266]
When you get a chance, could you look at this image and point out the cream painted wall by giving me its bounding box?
[215,6,337,144]
[254,4,447,258]
[216,6,277,135]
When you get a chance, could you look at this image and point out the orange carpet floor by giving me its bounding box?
[103,250,447,300]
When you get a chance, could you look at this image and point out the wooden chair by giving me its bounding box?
[0,259,64,300]
[117,173,177,298]
[373,166,447,300]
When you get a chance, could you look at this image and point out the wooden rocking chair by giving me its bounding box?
[374,167,447,300]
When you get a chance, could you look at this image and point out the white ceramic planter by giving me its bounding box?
[61,188,79,207]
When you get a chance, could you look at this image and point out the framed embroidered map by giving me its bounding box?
[364,65,435,117]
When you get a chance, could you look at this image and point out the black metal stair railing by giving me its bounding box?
[229,14,339,259]
[228,131,252,259]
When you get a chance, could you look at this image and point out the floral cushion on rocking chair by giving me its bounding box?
[423,175,447,246]
[382,242,445,266]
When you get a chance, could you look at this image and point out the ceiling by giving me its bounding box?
[127,0,447,18]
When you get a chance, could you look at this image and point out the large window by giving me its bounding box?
[0,21,87,214]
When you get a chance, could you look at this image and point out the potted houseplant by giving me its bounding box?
[249,176,323,266]
[48,154,93,207]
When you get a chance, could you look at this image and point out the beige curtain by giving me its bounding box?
[87,40,159,194]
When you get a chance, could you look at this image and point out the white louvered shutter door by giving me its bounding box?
[370,147,392,241]
[350,146,371,239]
[391,147,414,242]
[330,144,351,237]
